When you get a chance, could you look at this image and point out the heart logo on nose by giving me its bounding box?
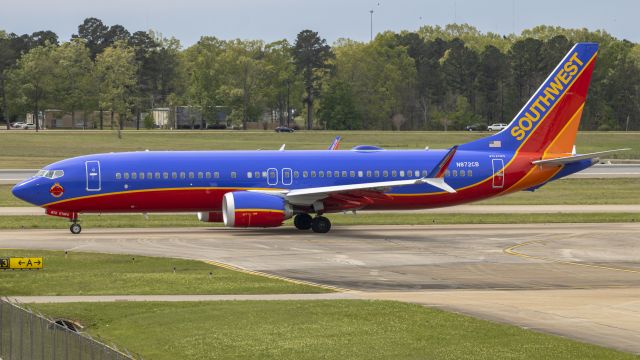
[49,183,64,198]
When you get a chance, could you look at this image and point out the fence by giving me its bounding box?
[0,298,138,360]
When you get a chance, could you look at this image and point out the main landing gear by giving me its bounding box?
[294,214,331,233]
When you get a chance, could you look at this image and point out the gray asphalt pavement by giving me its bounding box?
[0,223,639,353]
[1,163,639,184]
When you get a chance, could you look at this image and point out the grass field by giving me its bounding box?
[32,300,638,360]
[1,178,639,207]
[0,250,327,295]
[0,212,637,230]
[0,130,637,168]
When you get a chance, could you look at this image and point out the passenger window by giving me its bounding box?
[205,172,211,179]
[467,170,473,177]
[311,171,316,178]
[452,170,458,177]
[366,170,372,177]
[392,170,397,177]
[198,172,204,179]
[254,171,260,178]
[294,171,299,178]
[247,172,253,179]
[284,171,291,179]
[147,172,153,179]
[180,172,186,179]
[319,171,324,178]
[374,170,380,177]
[116,172,121,180]
[124,172,130,180]
[407,170,412,177]
[231,172,237,179]
[422,170,428,177]
[303,171,308,178]
[139,172,145,180]
[415,169,420,177]
[269,172,276,179]
[163,172,169,179]
[399,170,405,177]
[335,171,340,178]
[341,171,347,177]
[358,171,363,178]
[171,172,177,179]
[445,170,450,177]
[262,171,267,178]
[383,170,388,178]
[214,172,220,179]
[460,170,465,177]
[155,172,160,179]
[326,171,332,178]
[188,172,194,179]
[349,171,355,178]
[131,172,137,180]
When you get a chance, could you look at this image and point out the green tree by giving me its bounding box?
[217,39,266,130]
[51,39,95,128]
[477,45,510,123]
[94,41,137,136]
[5,44,57,130]
[318,80,361,130]
[292,30,333,130]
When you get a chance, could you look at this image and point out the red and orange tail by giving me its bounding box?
[461,43,598,157]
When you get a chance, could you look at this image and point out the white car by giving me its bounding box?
[487,123,508,131]
[10,122,25,129]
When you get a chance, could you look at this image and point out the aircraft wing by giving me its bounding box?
[532,149,629,166]
[251,146,457,206]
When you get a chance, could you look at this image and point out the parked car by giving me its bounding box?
[487,123,508,131]
[274,126,295,133]
[23,123,37,130]
[465,123,486,131]
[10,122,25,129]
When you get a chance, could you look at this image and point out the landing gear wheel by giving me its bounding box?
[311,216,331,233]
[70,223,82,234]
[294,214,313,230]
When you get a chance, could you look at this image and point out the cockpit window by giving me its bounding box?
[36,169,64,179]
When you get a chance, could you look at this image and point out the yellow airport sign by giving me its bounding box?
[7,257,43,270]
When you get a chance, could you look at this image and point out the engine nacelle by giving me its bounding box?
[197,211,224,222]
[222,191,292,228]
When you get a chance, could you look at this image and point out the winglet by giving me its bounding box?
[328,136,342,150]
[427,145,458,178]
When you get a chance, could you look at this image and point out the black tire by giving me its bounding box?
[311,216,331,233]
[70,223,81,234]
[294,213,313,230]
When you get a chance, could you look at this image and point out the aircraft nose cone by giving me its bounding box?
[11,180,37,205]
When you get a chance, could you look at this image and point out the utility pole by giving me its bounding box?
[369,9,374,41]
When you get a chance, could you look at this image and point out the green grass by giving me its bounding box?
[32,301,638,360]
[0,130,637,168]
[0,250,328,295]
[0,212,637,230]
[2,178,639,207]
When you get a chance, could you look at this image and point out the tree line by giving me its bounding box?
[1,19,639,131]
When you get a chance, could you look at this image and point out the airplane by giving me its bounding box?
[11,42,627,234]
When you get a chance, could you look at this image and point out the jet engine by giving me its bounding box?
[222,191,292,228]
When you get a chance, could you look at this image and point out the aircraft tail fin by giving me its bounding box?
[460,42,599,157]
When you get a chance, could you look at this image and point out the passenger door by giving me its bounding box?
[491,158,504,189]
[85,160,101,191]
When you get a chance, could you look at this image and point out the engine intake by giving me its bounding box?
[222,191,292,228]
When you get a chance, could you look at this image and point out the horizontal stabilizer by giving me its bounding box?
[532,149,629,166]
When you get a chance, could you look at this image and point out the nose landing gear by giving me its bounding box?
[70,222,82,234]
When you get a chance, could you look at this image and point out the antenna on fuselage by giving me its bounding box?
[279,144,286,151]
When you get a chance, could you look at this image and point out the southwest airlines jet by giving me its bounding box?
[12,43,626,234]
